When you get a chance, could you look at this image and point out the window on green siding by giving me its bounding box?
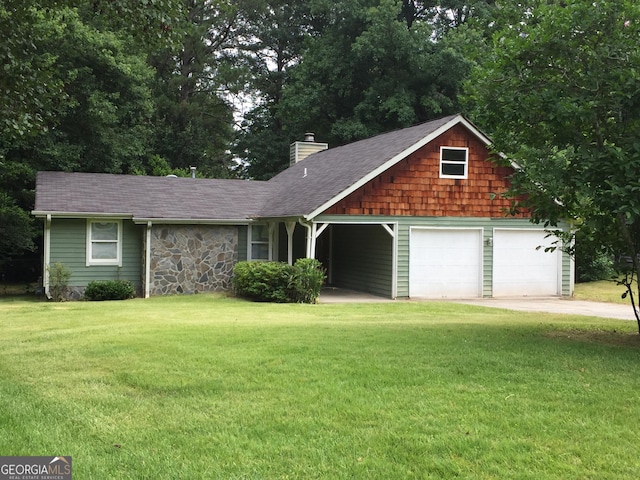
[250,224,270,260]
[440,147,468,179]
[87,220,122,266]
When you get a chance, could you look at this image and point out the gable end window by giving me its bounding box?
[440,147,469,179]
[86,220,122,266]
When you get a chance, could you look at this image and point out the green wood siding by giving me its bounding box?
[330,224,393,298]
[562,245,573,296]
[49,219,143,289]
[317,214,572,298]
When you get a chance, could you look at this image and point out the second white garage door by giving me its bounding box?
[493,229,561,296]
[409,228,483,299]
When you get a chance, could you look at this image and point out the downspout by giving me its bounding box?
[43,214,51,299]
[298,219,316,258]
[145,221,152,298]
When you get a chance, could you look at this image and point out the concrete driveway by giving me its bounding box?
[319,288,637,321]
[449,297,637,321]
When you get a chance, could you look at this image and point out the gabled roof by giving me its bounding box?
[260,114,490,219]
[33,114,492,222]
[33,171,275,222]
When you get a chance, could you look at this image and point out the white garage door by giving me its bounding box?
[409,228,483,298]
[493,229,561,296]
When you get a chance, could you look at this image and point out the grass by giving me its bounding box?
[2,294,640,479]
[574,279,638,304]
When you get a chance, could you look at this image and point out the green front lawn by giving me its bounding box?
[574,279,638,305]
[1,295,640,479]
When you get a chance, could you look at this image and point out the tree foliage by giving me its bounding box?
[7,12,156,175]
[0,1,67,141]
[233,0,311,179]
[238,0,486,179]
[465,0,640,327]
[148,0,255,178]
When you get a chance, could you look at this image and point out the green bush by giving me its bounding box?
[84,280,136,301]
[47,262,72,302]
[232,259,326,303]
[289,258,326,304]
[577,253,615,283]
[232,261,296,303]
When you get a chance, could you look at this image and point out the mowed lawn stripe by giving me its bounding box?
[1,295,639,479]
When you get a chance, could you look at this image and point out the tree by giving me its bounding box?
[399,0,496,35]
[464,0,640,328]
[233,0,311,179]
[149,0,256,178]
[237,0,470,179]
[0,1,67,142]
[286,0,470,141]
[0,0,181,280]
[6,12,157,175]
[0,0,181,144]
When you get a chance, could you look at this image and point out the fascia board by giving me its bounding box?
[305,114,491,220]
[133,217,251,225]
[32,211,251,225]
[31,211,132,219]
[248,215,302,223]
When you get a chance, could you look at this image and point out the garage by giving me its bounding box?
[409,228,483,298]
[492,229,561,296]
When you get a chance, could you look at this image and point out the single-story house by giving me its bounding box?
[32,114,574,299]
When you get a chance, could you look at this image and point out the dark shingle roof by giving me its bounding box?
[34,171,275,221]
[260,114,463,217]
[34,115,485,221]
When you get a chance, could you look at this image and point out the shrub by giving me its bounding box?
[232,259,326,303]
[232,261,296,302]
[47,262,72,302]
[289,258,326,304]
[576,250,615,283]
[84,280,136,301]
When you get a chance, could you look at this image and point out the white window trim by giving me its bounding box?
[439,146,469,179]
[248,223,272,261]
[86,219,123,266]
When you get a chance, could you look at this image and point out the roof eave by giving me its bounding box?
[133,217,252,225]
[31,210,133,219]
[32,211,253,225]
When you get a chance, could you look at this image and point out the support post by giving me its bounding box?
[145,221,152,298]
[285,221,296,265]
[43,214,51,298]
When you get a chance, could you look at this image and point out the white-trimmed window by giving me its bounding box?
[86,220,122,266]
[440,147,469,179]
[249,224,270,261]
[249,223,271,260]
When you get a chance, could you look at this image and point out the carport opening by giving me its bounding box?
[276,222,394,299]
[319,224,393,298]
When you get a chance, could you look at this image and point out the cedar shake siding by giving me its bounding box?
[324,125,528,218]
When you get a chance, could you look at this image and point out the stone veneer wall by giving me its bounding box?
[149,225,238,295]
